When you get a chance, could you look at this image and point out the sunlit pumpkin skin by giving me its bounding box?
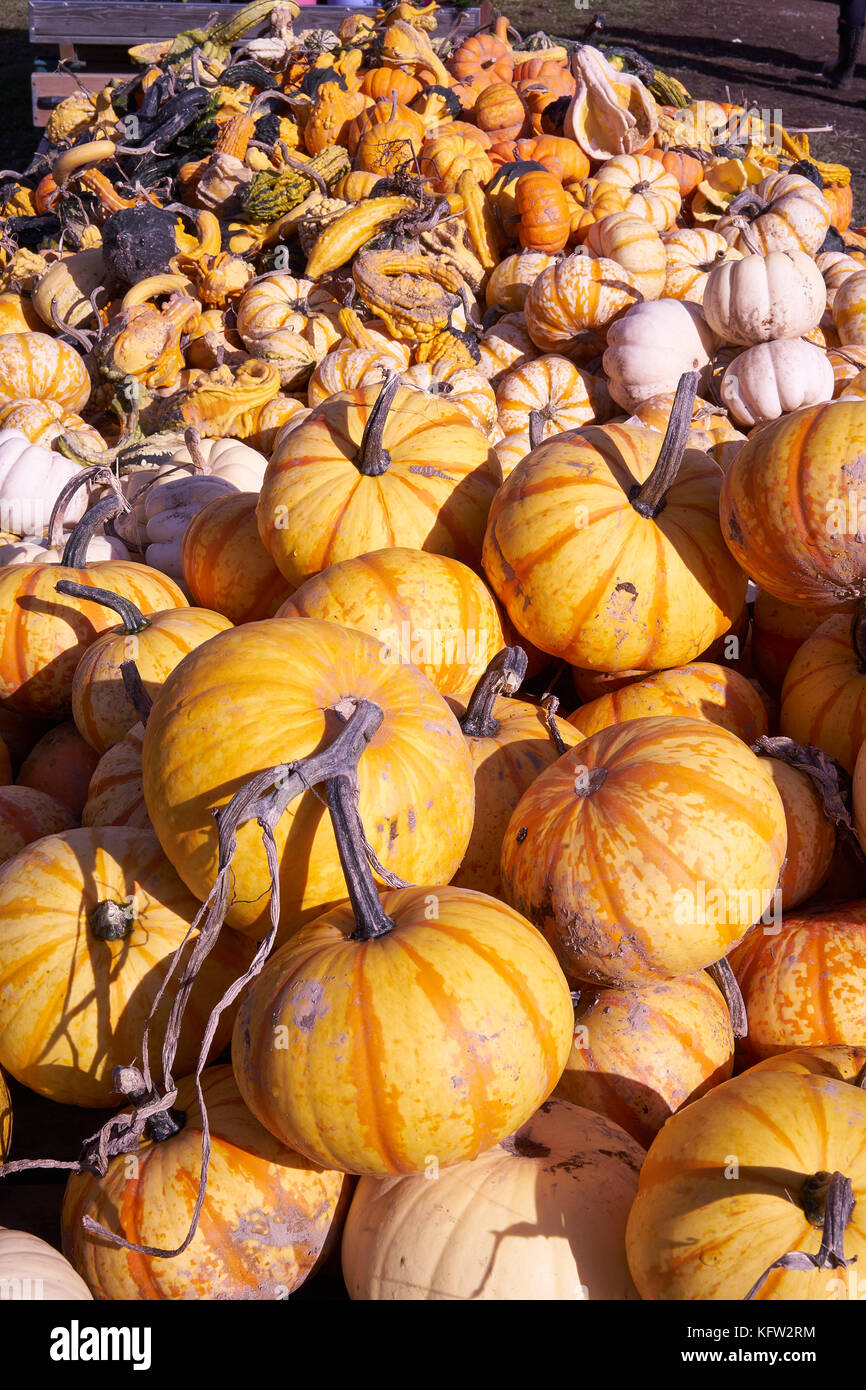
[70,602,233,754]
[0,1067,10,1160]
[730,902,866,1058]
[0,332,90,412]
[0,1227,92,1300]
[257,384,502,588]
[626,1068,866,1299]
[568,662,767,744]
[0,398,104,452]
[524,253,641,355]
[751,588,854,694]
[0,828,250,1106]
[746,1044,866,1084]
[452,695,582,898]
[16,720,100,817]
[0,559,188,719]
[758,755,836,910]
[143,619,475,939]
[720,400,866,608]
[662,228,743,306]
[0,784,76,864]
[554,972,735,1148]
[232,884,573,1177]
[278,548,505,703]
[485,251,559,314]
[501,717,787,988]
[341,1098,642,1300]
[483,423,747,671]
[495,354,611,440]
[81,723,149,830]
[181,491,294,625]
[716,173,832,258]
[62,1066,350,1301]
[779,613,866,772]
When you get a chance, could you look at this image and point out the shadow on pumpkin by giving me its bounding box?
[0,828,251,1108]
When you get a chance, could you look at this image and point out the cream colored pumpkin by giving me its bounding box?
[141,475,239,583]
[0,429,90,537]
[662,229,743,305]
[341,1098,643,1300]
[602,300,715,412]
[120,436,269,538]
[0,532,130,566]
[0,1227,92,1300]
[720,338,835,428]
[702,250,826,346]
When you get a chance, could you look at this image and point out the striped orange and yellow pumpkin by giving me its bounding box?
[730,901,866,1057]
[501,715,787,988]
[62,1066,350,1300]
[554,972,735,1147]
[0,827,251,1105]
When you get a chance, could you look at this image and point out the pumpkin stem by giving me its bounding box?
[751,735,854,841]
[55,580,150,634]
[121,659,154,726]
[61,495,133,568]
[460,646,529,740]
[47,465,126,550]
[329,774,396,943]
[0,702,392,1261]
[573,765,608,797]
[355,373,400,476]
[629,370,699,519]
[90,899,135,941]
[852,601,866,674]
[744,1170,857,1300]
[183,427,210,474]
[528,408,545,450]
[707,958,747,1038]
[541,694,569,756]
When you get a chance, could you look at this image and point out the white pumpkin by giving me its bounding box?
[0,531,130,567]
[720,338,835,428]
[341,1099,643,1300]
[118,435,269,549]
[0,430,89,537]
[0,1227,92,1300]
[602,300,716,412]
[143,475,239,582]
[702,250,826,346]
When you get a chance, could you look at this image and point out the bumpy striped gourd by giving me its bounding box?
[245,146,351,223]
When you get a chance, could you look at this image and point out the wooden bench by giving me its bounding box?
[29,1,485,125]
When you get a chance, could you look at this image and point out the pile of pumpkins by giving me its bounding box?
[0,0,865,1302]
